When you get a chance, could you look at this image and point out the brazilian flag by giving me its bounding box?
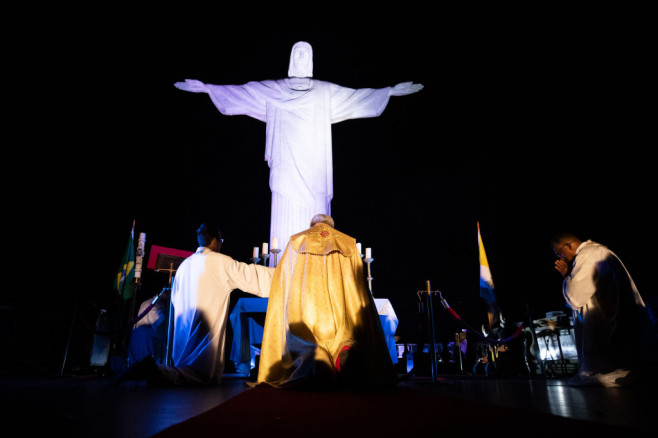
[116,222,135,300]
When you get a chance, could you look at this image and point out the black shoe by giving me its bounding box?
[110,355,159,387]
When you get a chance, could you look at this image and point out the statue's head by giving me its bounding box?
[288,41,313,78]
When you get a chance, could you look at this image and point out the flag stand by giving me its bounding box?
[417,280,441,382]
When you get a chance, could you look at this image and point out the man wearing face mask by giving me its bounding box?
[552,232,658,387]
[174,41,423,261]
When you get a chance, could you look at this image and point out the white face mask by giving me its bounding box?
[288,41,313,78]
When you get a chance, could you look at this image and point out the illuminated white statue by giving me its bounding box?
[175,41,423,259]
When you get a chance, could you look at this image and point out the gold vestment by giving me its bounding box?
[257,224,395,389]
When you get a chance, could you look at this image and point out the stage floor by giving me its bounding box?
[1,371,654,437]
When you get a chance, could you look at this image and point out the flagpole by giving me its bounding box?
[123,276,141,362]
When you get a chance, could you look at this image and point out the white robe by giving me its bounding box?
[563,240,644,311]
[164,247,273,385]
[562,240,656,376]
[205,79,391,260]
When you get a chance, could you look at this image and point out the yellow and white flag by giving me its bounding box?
[478,222,499,327]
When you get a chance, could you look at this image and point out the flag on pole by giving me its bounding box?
[115,221,136,300]
[478,222,499,327]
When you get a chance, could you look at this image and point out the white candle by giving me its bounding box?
[365,247,372,259]
[272,237,278,250]
[356,243,362,255]
[262,242,268,254]
[252,247,259,259]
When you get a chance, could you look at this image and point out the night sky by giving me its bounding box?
[24,14,653,356]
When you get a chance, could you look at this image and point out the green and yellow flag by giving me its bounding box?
[115,221,135,300]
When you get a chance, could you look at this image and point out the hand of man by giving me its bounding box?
[554,259,569,277]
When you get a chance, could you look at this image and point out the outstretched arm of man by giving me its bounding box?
[389,81,424,96]
[174,79,209,93]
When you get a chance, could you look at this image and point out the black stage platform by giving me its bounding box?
[1,371,654,437]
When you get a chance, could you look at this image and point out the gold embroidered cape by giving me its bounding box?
[257,224,395,388]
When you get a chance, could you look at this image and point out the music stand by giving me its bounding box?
[146,245,194,364]
[147,245,194,287]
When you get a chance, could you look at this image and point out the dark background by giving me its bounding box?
[8,11,653,373]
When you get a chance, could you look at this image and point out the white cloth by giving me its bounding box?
[204,79,391,259]
[163,247,274,385]
[374,298,399,364]
[562,240,657,376]
[563,240,644,310]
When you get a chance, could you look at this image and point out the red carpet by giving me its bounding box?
[153,384,644,437]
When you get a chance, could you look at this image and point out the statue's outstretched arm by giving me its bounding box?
[389,81,424,96]
[174,79,209,93]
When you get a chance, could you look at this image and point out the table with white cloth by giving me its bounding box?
[229,297,399,375]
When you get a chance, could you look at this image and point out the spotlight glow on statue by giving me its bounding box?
[175,41,423,260]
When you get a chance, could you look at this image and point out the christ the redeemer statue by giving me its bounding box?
[175,41,423,260]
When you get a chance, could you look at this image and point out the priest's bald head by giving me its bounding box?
[310,214,334,228]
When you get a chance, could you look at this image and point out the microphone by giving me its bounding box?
[135,232,146,284]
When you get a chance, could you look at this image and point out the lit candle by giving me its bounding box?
[262,242,268,254]
[272,237,278,250]
[356,242,362,255]
[252,247,259,259]
[365,247,372,259]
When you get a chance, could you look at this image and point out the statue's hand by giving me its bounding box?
[390,81,424,96]
[174,79,208,93]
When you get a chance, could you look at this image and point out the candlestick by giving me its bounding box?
[364,252,374,296]
[260,253,270,266]
[270,248,282,267]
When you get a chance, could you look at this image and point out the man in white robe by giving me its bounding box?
[553,232,658,387]
[112,224,274,386]
[174,41,423,261]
